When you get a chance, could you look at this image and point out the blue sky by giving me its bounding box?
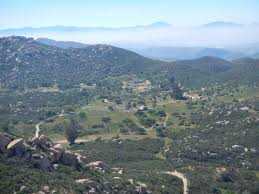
[1,0,259,28]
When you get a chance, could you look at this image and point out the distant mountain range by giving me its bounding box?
[0,22,172,34]
[0,21,258,49]
[134,47,245,61]
[0,21,252,35]
[202,21,243,28]
[35,38,256,61]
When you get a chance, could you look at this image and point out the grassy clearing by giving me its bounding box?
[40,98,196,142]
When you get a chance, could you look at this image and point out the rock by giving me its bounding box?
[88,187,96,193]
[60,151,79,168]
[39,135,53,146]
[49,147,63,163]
[118,169,123,174]
[23,151,33,161]
[87,161,109,172]
[53,164,59,170]
[37,191,46,194]
[42,185,50,193]
[128,179,134,185]
[135,185,148,193]
[111,167,123,174]
[32,154,53,171]
[53,144,62,149]
[31,135,54,151]
[7,138,26,157]
[19,185,27,192]
[74,152,88,164]
[75,178,92,184]
[0,133,12,153]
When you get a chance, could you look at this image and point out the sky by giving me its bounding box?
[0,0,259,28]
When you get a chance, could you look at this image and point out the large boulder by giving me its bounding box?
[7,138,26,157]
[32,154,53,171]
[74,152,88,164]
[86,161,109,172]
[49,147,64,163]
[0,133,12,153]
[60,151,79,168]
[30,135,54,151]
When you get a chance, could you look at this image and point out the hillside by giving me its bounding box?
[169,56,232,88]
[226,58,259,84]
[1,36,258,90]
[170,56,259,88]
[0,36,167,89]
[36,38,90,49]
[174,56,232,73]
[136,47,242,61]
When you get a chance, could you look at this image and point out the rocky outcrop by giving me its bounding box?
[7,138,26,157]
[0,133,112,176]
[49,147,63,163]
[0,133,12,153]
[30,135,54,151]
[0,133,151,193]
[59,151,79,168]
[32,154,53,171]
[86,161,109,172]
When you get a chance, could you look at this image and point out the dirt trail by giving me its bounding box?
[35,121,43,138]
[162,170,189,194]
[161,114,189,194]
[34,112,69,138]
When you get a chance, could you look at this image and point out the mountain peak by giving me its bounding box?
[203,21,243,28]
[149,21,171,27]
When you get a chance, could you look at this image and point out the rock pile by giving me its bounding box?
[0,133,95,172]
[0,132,151,194]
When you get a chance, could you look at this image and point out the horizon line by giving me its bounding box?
[1,20,256,30]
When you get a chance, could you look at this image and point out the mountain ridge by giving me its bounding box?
[0,36,258,90]
[0,36,167,89]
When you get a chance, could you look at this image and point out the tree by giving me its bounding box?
[101,117,112,133]
[156,126,166,137]
[170,84,185,100]
[65,119,80,145]
[79,111,87,120]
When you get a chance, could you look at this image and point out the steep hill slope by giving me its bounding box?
[170,57,232,88]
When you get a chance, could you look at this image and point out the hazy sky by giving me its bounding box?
[1,0,259,28]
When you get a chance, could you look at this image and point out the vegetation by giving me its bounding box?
[0,36,258,193]
[65,119,80,145]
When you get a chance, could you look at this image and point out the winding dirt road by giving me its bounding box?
[162,170,189,194]
[35,121,44,138]
[34,112,70,138]
[161,114,189,194]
